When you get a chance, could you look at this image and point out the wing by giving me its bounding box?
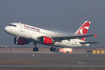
[52,34,95,42]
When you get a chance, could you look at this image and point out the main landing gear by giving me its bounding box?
[33,43,56,52]
[50,45,56,51]
[33,43,39,51]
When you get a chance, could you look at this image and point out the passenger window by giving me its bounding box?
[14,25,17,27]
[9,24,12,26]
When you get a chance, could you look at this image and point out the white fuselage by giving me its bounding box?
[4,23,89,47]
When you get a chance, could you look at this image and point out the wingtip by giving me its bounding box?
[94,34,97,37]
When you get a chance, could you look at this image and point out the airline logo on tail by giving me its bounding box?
[74,21,91,41]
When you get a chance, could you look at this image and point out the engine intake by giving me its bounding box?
[14,37,29,45]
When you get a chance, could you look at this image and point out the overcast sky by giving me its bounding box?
[0,0,105,47]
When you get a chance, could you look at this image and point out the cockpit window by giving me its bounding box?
[9,24,17,27]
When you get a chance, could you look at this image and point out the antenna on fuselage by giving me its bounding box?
[19,22,21,24]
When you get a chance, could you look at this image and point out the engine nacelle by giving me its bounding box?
[39,36,53,45]
[14,37,29,45]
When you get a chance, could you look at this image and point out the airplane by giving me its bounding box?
[4,21,99,51]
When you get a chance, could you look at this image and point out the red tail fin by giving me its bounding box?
[74,21,91,41]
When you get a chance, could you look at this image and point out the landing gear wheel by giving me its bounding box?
[33,47,39,51]
[50,47,56,51]
[33,43,39,52]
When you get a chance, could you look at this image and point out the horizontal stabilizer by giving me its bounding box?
[80,42,99,44]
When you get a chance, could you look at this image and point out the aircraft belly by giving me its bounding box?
[54,42,79,47]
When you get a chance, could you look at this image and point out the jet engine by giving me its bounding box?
[14,37,29,45]
[39,36,53,45]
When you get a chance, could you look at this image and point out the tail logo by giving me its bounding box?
[74,21,91,41]
[78,24,89,35]
[76,21,90,35]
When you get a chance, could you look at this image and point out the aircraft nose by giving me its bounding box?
[4,26,9,32]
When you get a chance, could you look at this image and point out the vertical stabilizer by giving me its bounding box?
[74,21,91,41]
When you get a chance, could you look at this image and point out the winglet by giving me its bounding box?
[94,34,97,37]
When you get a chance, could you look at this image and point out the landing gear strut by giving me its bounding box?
[33,43,39,51]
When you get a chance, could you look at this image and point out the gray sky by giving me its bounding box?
[0,0,105,47]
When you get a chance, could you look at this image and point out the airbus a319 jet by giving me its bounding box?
[4,21,99,51]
